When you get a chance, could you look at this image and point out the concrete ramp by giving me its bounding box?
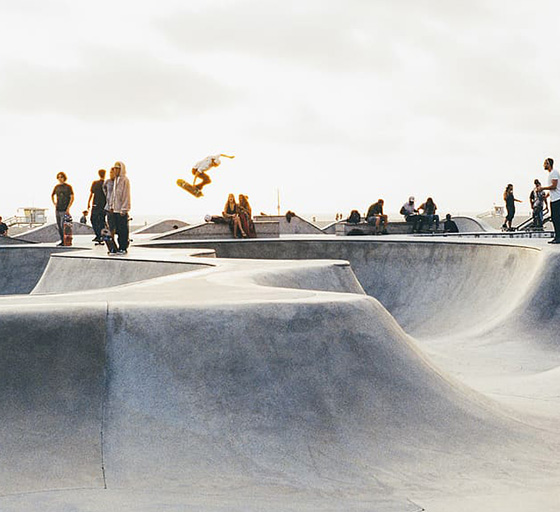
[0,240,559,510]
[140,239,541,338]
[15,222,94,243]
[133,219,188,234]
[32,249,216,294]
[0,236,36,245]
[0,246,73,295]
[0,304,106,495]
[254,214,325,235]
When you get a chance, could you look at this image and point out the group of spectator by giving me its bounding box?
[50,162,131,253]
[503,176,550,231]
[399,196,453,232]
[504,157,560,243]
[349,196,458,234]
[205,193,257,238]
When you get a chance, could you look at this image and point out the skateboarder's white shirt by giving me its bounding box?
[193,155,221,173]
[549,169,560,202]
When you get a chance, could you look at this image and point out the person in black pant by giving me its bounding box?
[51,172,74,246]
[88,169,107,243]
[443,214,459,233]
[108,161,131,254]
[538,158,560,243]
[502,184,522,231]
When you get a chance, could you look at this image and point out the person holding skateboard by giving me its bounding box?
[109,161,131,254]
[177,153,235,197]
[51,172,74,246]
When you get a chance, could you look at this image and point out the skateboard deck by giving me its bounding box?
[63,214,73,246]
[101,228,118,254]
[177,179,203,198]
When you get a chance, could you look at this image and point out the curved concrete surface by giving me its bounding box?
[133,219,188,234]
[0,246,75,294]
[32,248,216,294]
[140,238,541,337]
[0,238,559,511]
[253,214,326,235]
[0,236,36,245]
[14,222,94,243]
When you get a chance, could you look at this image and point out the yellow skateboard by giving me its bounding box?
[177,179,203,198]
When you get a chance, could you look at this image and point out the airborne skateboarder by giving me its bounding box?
[177,154,235,197]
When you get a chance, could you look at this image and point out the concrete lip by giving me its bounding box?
[0,236,559,511]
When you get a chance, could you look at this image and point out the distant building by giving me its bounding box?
[4,207,48,227]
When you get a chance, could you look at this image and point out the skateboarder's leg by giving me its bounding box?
[192,170,211,190]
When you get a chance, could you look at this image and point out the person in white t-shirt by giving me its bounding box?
[191,154,235,193]
[538,157,560,243]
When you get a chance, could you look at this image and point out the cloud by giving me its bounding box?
[0,47,242,120]
[156,0,400,72]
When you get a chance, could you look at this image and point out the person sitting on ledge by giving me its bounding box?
[400,196,421,232]
[0,216,8,237]
[239,194,256,238]
[366,199,388,234]
[418,197,440,231]
[346,209,361,224]
[223,193,246,238]
[443,213,459,233]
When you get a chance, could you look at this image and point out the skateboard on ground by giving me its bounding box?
[63,214,73,246]
[101,227,118,254]
[177,179,203,198]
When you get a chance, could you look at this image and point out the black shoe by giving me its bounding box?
[56,242,64,246]
[548,239,560,244]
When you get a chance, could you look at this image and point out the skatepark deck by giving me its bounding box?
[0,237,559,511]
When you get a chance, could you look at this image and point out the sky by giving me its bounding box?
[1,0,559,223]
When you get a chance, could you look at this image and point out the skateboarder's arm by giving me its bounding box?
[67,191,74,212]
[87,191,94,210]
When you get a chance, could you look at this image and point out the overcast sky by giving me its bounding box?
[1,0,558,222]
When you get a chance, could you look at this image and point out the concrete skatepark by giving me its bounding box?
[0,231,559,511]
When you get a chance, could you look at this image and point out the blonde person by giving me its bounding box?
[238,194,256,238]
[222,193,246,238]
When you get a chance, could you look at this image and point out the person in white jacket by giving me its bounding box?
[109,161,131,254]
